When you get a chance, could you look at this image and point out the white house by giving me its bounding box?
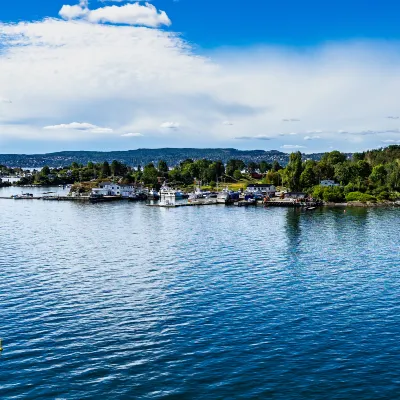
[97,182,135,197]
[246,183,276,195]
[92,188,109,196]
[320,180,339,187]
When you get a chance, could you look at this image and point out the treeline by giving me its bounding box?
[281,146,400,202]
[13,158,283,187]
[8,145,400,203]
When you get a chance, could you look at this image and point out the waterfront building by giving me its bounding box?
[97,182,135,197]
[246,183,276,196]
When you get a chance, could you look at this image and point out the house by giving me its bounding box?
[320,180,339,187]
[98,182,135,197]
[246,183,276,196]
[285,192,307,200]
[92,188,109,196]
[251,172,263,180]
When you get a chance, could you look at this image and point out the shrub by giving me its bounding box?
[345,191,376,203]
[312,186,345,203]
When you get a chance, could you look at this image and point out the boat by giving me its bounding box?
[148,188,159,200]
[175,190,186,199]
[159,184,176,197]
[188,187,205,203]
[12,193,34,199]
[159,184,177,206]
[217,186,230,204]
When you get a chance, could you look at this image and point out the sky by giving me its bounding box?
[1,0,400,154]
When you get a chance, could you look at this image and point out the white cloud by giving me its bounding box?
[43,122,113,133]
[382,139,400,143]
[2,14,400,151]
[0,97,12,104]
[160,122,180,129]
[235,135,271,140]
[59,1,171,28]
[59,5,89,20]
[304,135,321,141]
[281,145,306,149]
[222,120,233,125]
[121,132,143,137]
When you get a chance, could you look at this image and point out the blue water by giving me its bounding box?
[1,190,400,399]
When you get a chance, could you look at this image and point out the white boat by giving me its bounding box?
[159,184,176,206]
[217,190,230,204]
[188,187,204,202]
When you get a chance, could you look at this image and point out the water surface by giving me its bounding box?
[1,192,400,399]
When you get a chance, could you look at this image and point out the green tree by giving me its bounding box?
[157,160,168,173]
[370,164,387,185]
[233,170,242,180]
[284,152,303,191]
[321,150,347,166]
[41,166,50,176]
[142,163,159,186]
[247,162,259,174]
[300,162,317,189]
[226,159,245,178]
[259,161,272,174]
[272,161,282,172]
[101,161,111,178]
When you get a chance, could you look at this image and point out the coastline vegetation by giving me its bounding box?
[2,145,400,203]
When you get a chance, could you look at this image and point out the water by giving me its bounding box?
[1,189,400,399]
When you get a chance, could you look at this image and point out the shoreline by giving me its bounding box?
[324,201,399,208]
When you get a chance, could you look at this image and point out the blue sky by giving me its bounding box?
[1,0,400,153]
[4,0,400,48]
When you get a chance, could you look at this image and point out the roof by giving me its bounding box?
[247,183,274,188]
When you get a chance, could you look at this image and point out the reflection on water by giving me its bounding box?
[1,194,400,399]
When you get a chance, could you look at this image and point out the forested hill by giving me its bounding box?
[0,148,332,168]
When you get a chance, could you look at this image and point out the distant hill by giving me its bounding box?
[0,148,333,168]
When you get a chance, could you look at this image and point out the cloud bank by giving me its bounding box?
[1,2,400,152]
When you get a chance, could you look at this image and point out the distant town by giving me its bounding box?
[0,148,338,169]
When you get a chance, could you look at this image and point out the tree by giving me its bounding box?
[370,164,387,185]
[264,171,280,186]
[300,162,317,189]
[284,152,303,191]
[142,163,159,186]
[272,161,282,172]
[41,166,50,176]
[101,161,111,178]
[247,162,259,174]
[233,170,242,180]
[226,159,245,178]
[321,150,347,166]
[334,162,354,186]
[259,161,272,173]
[157,160,168,173]
[355,160,371,180]
[386,161,400,190]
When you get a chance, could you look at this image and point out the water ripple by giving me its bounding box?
[1,194,400,399]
